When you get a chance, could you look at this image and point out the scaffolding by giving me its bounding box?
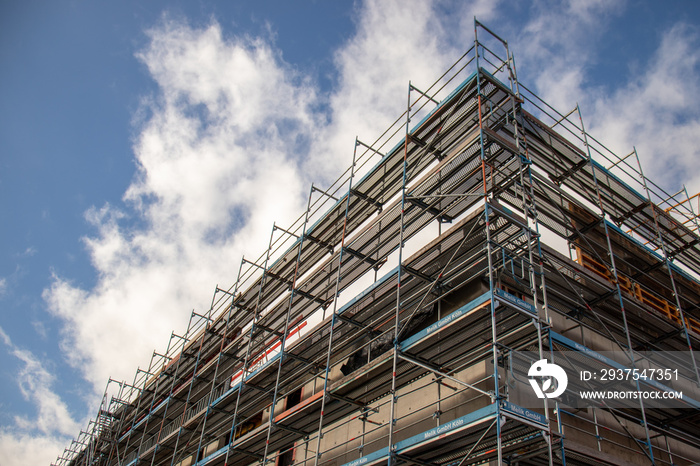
[54,21,700,466]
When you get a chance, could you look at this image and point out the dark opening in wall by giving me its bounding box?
[285,387,302,410]
[278,444,294,466]
[235,411,263,440]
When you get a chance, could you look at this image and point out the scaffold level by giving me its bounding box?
[55,21,700,466]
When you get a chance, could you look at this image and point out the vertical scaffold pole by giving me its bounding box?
[577,107,655,465]
[139,372,166,463]
[474,19,503,465]
[505,46,555,466]
[262,185,315,463]
[223,225,277,466]
[133,348,165,462]
[169,309,212,466]
[313,138,359,466]
[633,148,700,386]
[106,379,128,465]
[117,366,149,464]
[385,79,412,466]
[118,348,164,463]
[193,259,247,461]
[142,329,187,466]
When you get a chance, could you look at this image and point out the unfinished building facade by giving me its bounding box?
[55,22,700,466]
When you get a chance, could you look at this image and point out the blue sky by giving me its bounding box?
[2,1,700,464]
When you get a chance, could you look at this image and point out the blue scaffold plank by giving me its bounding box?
[395,404,498,454]
[494,288,537,315]
[400,291,491,351]
[244,352,282,382]
[501,401,547,426]
[340,403,499,466]
[196,444,227,465]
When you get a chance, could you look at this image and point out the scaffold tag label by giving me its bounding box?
[494,288,536,314]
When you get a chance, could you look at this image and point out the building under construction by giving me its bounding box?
[55,23,700,466]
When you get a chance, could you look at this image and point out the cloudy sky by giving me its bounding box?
[2,0,700,464]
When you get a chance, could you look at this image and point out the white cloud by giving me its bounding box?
[0,328,81,436]
[0,277,7,297]
[514,0,626,111]
[308,0,501,181]
[307,0,457,179]
[0,326,81,466]
[32,320,49,340]
[43,16,319,393]
[587,24,700,195]
[0,432,71,466]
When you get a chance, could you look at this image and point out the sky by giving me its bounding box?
[2,0,700,464]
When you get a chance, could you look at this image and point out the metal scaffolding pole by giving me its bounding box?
[193,260,247,462]
[385,80,412,466]
[633,148,700,386]
[474,22,503,466]
[222,225,277,466]
[168,310,212,466]
[504,40,556,464]
[313,138,360,466]
[262,185,315,463]
[139,329,188,466]
[118,365,154,465]
[577,105,656,465]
